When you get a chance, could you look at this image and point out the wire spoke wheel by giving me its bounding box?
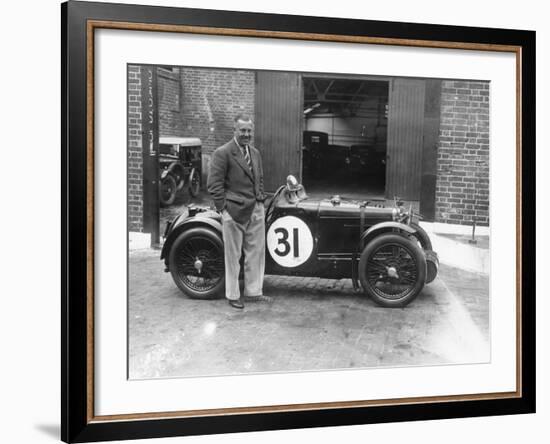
[359,233,426,307]
[168,227,225,299]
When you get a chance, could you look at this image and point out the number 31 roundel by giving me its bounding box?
[267,216,314,267]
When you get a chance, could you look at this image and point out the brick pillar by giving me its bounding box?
[435,80,490,226]
[128,65,144,232]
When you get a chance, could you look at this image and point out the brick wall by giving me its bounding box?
[158,68,185,136]
[180,68,255,157]
[128,65,143,232]
[127,66,256,233]
[435,80,490,226]
[129,70,489,230]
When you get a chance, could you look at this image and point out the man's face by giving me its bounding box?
[234,119,253,146]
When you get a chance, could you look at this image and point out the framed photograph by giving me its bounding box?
[62,1,535,442]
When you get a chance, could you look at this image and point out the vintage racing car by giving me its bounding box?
[160,176,439,307]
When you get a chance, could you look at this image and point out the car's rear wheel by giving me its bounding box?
[359,233,426,307]
[168,227,225,299]
[160,174,177,207]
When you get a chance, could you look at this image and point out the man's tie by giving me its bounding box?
[243,145,252,173]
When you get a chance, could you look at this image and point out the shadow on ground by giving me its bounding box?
[34,424,59,440]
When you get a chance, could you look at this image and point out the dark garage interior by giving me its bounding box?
[302,77,389,200]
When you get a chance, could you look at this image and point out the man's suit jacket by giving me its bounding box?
[207,139,265,225]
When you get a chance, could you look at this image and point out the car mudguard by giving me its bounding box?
[160,214,223,264]
[359,221,417,248]
[166,162,184,178]
[425,249,439,284]
[410,222,433,251]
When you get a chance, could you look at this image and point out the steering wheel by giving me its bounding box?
[265,185,286,223]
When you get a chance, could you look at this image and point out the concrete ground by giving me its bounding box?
[128,249,489,379]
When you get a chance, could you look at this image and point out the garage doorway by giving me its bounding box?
[302,77,389,200]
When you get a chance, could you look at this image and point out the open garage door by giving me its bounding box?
[255,71,303,191]
[386,78,426,201]
[301,76,389,200]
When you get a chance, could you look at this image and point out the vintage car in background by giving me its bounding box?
[160,175,439,308]
[349,144,386,179]
[302,130,328,179]
[158,137,202,206]
[303,130,389,181]
[302,131,355,179]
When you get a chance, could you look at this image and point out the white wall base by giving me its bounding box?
[129,232,151,250]
[430,233,490,274]
[420,222,490,274]
[421,221,490,236]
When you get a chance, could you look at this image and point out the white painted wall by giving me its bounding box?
[305,97,387,146]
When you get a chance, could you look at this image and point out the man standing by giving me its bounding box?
[207,115,269,309]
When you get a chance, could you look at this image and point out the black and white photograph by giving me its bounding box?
[2,0,545,443]
[127,65,491,379]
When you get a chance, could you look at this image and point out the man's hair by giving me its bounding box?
[234,114,253,125]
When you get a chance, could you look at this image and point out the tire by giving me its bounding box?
[359,233,426,307]
[168,227,225,299]
[160,175,177,207]
[189,168,200,198]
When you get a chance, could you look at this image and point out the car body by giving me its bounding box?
[158,137,202,206]
[161,175,439,307]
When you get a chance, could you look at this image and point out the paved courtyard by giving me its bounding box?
[128,249,489,379]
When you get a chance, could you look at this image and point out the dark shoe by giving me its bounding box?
[244,295,273,303]
[228,299,244,309]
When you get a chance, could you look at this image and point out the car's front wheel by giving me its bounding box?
[168,227,225,299]
[359,233,426,307]
[160,174,177,207]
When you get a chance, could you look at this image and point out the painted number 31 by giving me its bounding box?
[267,216,314,267]
[273,227,300,258]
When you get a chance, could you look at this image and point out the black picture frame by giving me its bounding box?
[61,1,536,442]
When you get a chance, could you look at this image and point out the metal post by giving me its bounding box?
[140,66,160,246]
[469,158,486,245]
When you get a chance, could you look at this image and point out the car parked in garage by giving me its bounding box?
[349,144,386,178]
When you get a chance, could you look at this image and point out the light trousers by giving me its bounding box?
[221,202,265,300]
